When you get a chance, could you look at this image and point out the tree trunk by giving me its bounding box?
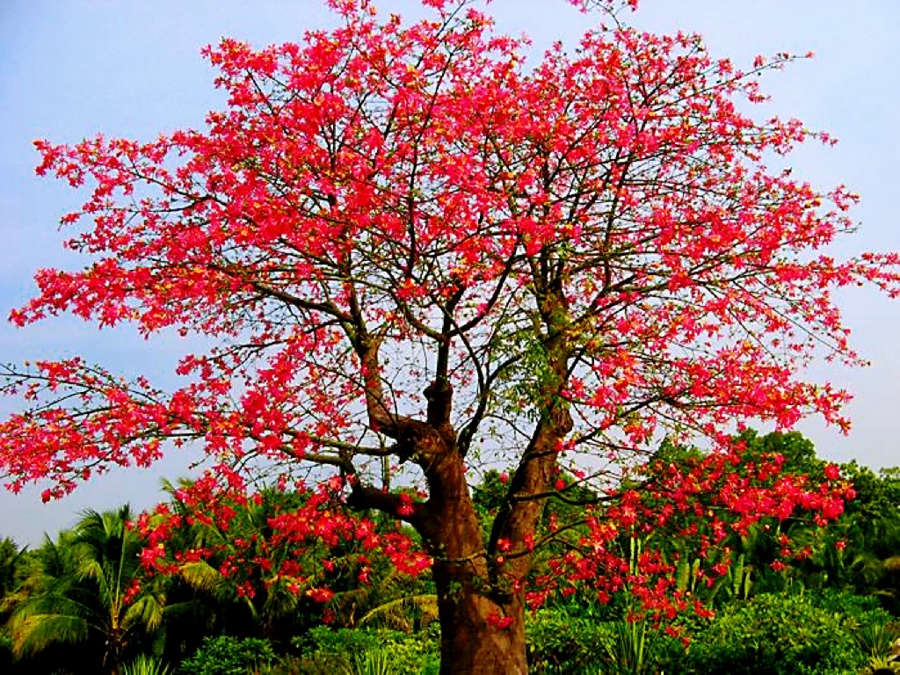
[432,557,529,675]
[416,445,531,675]
[354,335,571,674]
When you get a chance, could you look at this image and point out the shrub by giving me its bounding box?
[526,609,613,674]
[178,635,275,675]
[672,592,881,675]
[293,626,438,675]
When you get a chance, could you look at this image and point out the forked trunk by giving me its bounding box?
[416,447,532,675]
[361,366,570,675]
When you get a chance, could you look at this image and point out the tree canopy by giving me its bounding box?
[2,1,897,672]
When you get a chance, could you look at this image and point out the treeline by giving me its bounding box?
[1,431,899,674]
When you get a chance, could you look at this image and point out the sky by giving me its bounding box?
[1,0,898,546]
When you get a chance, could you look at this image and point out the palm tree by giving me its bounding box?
[0,537,30,621]
[6,505,166,675]
[0,537,30,673]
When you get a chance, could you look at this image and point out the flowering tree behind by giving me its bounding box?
[2,0,897,672]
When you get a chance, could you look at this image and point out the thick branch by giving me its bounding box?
[346,482,424,528]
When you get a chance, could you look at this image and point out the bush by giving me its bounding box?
[178,635,276,675]
[526,608,685,675]
[293,626,438,675]
[526,609,613,674]
[673,591,884,675]
[811,589,894,624]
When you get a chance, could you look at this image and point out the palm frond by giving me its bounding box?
[7,611,91,657]
[358,594,438,631]
[123,594,166,633]
[177,560,225,595]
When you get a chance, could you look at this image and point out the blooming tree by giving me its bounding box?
[2,0,898,672]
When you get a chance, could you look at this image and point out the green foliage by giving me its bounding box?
[525,608,612,674]
[0,537,26,611]
[812,588,893,622]
[325,556,436,632]
[3,444,898,675]
[295,625,383,657]
[355,593,438,631]
[673,592,888,675]
[294,626,438,675]
[346,648,398,675]
[823,464,900,611]
[177,635,275,675]
[123,654,172,675]
[600,618,670,675]
[525,608,683,675]
[854,621,900,664]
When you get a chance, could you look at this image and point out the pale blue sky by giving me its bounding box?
[1,1,898,545]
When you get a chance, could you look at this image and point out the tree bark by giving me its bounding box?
[418,449,530,675]
[433,559,528,675]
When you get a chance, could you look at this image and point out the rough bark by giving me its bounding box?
[419,449,530,675]
[432,559,528,675]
